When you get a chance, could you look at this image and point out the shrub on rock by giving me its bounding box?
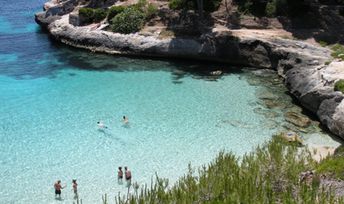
[107,6,125,21]
[93,8,107,22]
[110,7,146,34]
[79,7,95,24]
[334,79,344,93]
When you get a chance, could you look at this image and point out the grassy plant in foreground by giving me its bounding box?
[108,136,343,203]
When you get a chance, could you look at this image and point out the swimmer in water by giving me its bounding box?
[118,167,123,183]
[54,180,66,199]
[72,179,78,199]
[122,116,129,124]
[124,166,132,187]
[97,121,107,129]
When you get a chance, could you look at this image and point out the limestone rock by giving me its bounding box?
[284,111,311,128]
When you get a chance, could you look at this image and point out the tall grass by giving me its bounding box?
[103,136,344,203]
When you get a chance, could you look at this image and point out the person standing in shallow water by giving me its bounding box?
[122,116,129,124]
[125,166,132,187]
[54,180,65,199]
[118,167,123,183]
[72,179,78,199]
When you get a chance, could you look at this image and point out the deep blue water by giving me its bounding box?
[0,1,340,203]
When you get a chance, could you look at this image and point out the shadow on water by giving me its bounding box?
[1,35,245,82]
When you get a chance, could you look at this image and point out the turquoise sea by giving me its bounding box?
[0,1,340,203]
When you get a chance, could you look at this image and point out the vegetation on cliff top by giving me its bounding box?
[96,136,344,204]
[110,7,146,34]
[331,44,344,61]
[234,0,316,17]
[79,7,107,24]
[168,0,221,12]
[334,79,344,93]
[109,0,157,34]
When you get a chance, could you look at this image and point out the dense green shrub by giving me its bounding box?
[236,0,311,17]
[168,0,221,12]
[266,0,277,17]
[110,7,146,34]
[146,3,158,19]
[93,8,107,22]
[169,0,187,10]
[133,0,158,19]
[107,6,125,21]
[334,79,344,93]
[79,8,106,24]
[331,44,344,61]
[79,7,95,24]
[202,0,221,12]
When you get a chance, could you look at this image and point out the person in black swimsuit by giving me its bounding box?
[118,167,123,183]
[54,180,65,199]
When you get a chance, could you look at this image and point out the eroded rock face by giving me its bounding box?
[34,0,344,139]
[284,111,311,128]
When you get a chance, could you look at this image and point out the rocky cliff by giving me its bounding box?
[35,0,344,139]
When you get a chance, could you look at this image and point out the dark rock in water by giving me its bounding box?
[284,111,311,128]
[283,123,309,134]
[254,107,279,118]
[263,99,286,109]
[257,89,278,100]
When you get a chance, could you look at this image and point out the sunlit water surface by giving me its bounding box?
[0,1,340,203]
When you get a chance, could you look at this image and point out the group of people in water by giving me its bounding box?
[54,179,78,199]
[54,167,132,199]
[54,116,131,200]
[97,115,129,130]
[117,166,132,184]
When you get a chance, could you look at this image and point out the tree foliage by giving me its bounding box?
[235,0,311,17]
[110,7,146,34]
[107,6,125,21]
[169,0,221,12]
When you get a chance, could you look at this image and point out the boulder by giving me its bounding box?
[284,111,311,128]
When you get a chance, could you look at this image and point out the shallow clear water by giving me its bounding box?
[0,1,340,203]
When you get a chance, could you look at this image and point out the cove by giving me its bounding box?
[0,0,340,203]
[0,50,339,204]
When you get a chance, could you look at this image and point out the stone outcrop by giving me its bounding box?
[35,0,344,139]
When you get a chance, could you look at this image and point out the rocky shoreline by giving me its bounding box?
[35,0,344,139]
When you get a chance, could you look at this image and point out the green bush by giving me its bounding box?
[110,7,146,34]
[202,0,221,12]
[236,0,311,17]
[79,7,95,24]
[318,40,328,47]
[169,0,186,10]
[331,44,344,61]
[266,0,277,17]
[334,79,344,93]
[146,3,158,19]
[133,0,158,19]
[107,6,125,20]
[93,8,107,22]
[169,0,220,12]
